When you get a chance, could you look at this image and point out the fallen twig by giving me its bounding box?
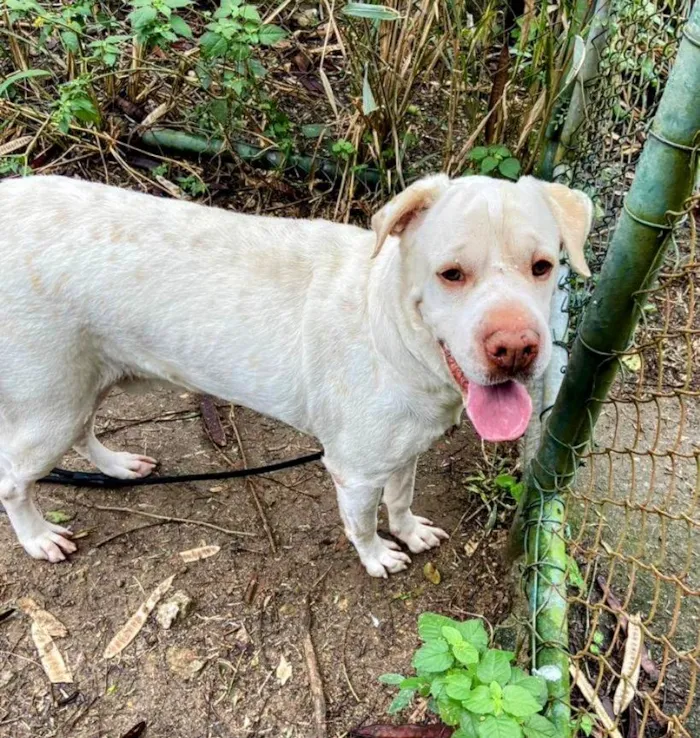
[94,522,165,548]
[92,504,255,537]
[303,598,327,738]
[229,406,277,553]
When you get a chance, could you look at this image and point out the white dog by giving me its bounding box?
[0,174,591,576]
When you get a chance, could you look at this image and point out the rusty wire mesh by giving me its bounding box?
[546,1,699,735]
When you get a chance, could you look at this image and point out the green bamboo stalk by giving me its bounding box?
[139,129,381,188]
[521,5,700,735]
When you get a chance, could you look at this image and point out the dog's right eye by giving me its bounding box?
[439,268,465,283]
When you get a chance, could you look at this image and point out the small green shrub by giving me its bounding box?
[379,612,556,738]
[466,145,522,181]
[199,0,286,61]
[52,76,100,133]
[128,0,194,48]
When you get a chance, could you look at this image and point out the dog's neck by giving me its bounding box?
[366,240,459,400]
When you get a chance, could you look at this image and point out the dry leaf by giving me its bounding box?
[319,67,339,119]
[276,654,292,686]
[179,545,220,563]
[139,101,170,129]
[613,613,643,715]
[155,175,186,199]
[31,621,73,683]
[570,664,623,738]
[17,597,68,638]
[423,562,441,585]
[103,574,174,659]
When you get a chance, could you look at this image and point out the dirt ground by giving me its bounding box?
[0,389,514,738]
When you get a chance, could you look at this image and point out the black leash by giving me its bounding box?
[38,451,324,489]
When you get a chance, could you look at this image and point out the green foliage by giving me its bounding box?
[177,174,207,196]
[128,0,194,48]
[88,35,131,67]
[199,0,286,61]
[466,145,522,181]
[51,76,100,133]
[380,613,555,737]
[493,474,524,504]
[0,69,51,98]
[331,139,356,163]
[0,155,32,177]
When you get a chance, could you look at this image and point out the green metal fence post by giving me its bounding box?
[521,5,700,735]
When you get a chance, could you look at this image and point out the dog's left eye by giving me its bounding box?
[532,260,553,277]
[439,268,465,283]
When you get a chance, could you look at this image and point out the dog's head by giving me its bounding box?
[371,174,592,442]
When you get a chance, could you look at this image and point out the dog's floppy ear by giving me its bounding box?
[538,181,593,278]
[371,174,450,258]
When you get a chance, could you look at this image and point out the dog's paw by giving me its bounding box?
[360,536,411,578]
[21,523,76,563]
[100,452,157,480]
[392,514,449,554]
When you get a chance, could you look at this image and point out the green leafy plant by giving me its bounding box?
[571,712,594,737]
[128,0,194,48]
[177,174,207,196]
[493,473,524,504]
[331,139,356,163]
[199,0,286,61]
[51,76,100,133]
[88,35,131,67]
[0,155,32,177]
[380,613,556,738]
[466,145,522,181]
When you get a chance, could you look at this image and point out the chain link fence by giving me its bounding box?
[527,1,699,735]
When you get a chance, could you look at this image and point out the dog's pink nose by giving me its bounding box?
[484,329,539,374]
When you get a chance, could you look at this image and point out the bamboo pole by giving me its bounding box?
[519,5,700,735]
[139,129,381,188]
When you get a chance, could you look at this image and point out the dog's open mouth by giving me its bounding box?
[440,344,532,442]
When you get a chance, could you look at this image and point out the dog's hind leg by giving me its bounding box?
[383,457,449,553]
[73,413,156,480]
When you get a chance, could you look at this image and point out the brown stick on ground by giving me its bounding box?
[199,394,227,446]
[303,598,327,738]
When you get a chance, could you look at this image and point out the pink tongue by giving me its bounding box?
[466,381,532,442]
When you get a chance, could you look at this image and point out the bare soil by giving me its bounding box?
[0,389,513,738]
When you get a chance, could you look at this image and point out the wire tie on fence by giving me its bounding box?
[576,333,616,357]
[682,27,700,49]
[647,129,697,152]
[623,198,675,231]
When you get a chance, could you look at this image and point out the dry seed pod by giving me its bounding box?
[103,575,175,659]
[31,621,73,683]
[178,545,220,563]
[570,664,623,738]
[613,613,643,715]
[17,597,68,638]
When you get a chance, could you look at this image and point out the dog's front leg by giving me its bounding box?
[383,457,449,553]
[334,479,411,578]
[0,475,76,562]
